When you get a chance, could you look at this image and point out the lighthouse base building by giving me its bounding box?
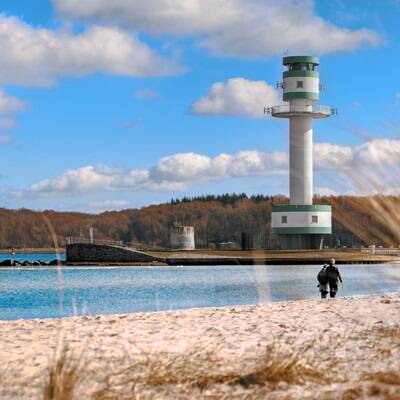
[271,204,332,250]
[268,56,334,250]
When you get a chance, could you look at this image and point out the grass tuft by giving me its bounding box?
[363,371,400,386]
[93,341,325,398]
[43,348,79,400]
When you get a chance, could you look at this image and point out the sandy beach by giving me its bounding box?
[1,293,399,399]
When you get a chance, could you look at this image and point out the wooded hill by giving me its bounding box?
[1,194,400,249]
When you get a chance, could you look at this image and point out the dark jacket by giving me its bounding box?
[326,264,343,284]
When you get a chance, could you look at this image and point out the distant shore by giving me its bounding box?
[0,248,65,254]
[1,247,400,266]
[1,293,399,399]
[156,249,400,265]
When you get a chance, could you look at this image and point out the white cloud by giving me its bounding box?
[89,199,130,211]
[54,0,380,58]
[12,138,400,198]
[53,0,238,35]
[314,187,339,197]
[0,134,13,145]
[352,139,400,166]
[314,142,353,169]
[0,118,16,129]
[314,139,400,195]
[14,149,287,197]
[0,15,181,87]
[27,165,127,194]
[0,89,26,130]
[0,89,26,114]
[191,78,280,117]
[314,139,400,170]
[134,88,160,99]
[151,153,212,181]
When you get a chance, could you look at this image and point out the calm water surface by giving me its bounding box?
[0,262,399,320]
[0,252,65,262]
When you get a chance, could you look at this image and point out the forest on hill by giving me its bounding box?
[0,193,399,249]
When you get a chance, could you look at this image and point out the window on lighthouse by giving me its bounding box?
[296,81,304,88]
[281,216,287,224]
[290,63,314,71]
[311,215,318,224]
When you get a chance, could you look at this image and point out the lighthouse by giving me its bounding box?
[268,56,335,250]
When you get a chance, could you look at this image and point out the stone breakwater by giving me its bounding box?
[0,293,399,399]
[0,258,64,267]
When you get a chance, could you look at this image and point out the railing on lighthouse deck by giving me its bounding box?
[264,104,337,119]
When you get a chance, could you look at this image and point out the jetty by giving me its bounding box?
[65,242,400,265]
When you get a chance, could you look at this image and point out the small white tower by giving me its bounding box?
[268,56,334,249]
[170,224,195,250]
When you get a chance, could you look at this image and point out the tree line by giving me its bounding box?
[0,194,399,249]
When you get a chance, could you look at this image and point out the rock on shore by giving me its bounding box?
[0,293,399,399]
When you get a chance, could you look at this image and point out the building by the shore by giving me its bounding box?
[170,224,195,250]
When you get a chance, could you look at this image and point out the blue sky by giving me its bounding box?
[0,0,399,212]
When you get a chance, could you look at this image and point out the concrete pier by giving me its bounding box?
[66,243,163,264]
[65,243,400,265]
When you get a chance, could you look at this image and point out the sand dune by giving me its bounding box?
[1,293,399,399]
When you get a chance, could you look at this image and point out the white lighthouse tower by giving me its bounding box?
[268,56,334,249]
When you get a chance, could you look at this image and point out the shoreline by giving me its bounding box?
[2,259,399,267]
[1,293,399,399]
[0,291,397,323]
[0,248,65,254]
[1,288,400,323]
[2,247,400,265]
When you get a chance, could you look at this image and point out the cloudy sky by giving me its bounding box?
[1,0,400,212]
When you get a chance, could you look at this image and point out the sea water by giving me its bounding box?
[0,263,399,320]
[0,252,65,263]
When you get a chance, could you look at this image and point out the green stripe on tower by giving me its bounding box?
[272,227,332,235]
[283,56,319,65]
[283,71,319,78]
[283,92,319,101]
[272,205,332,212]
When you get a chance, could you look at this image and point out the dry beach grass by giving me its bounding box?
[1,293,399,399]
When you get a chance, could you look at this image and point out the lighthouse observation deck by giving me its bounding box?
[266,104,336,119]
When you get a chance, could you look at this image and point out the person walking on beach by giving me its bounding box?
[318,258,343,298]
